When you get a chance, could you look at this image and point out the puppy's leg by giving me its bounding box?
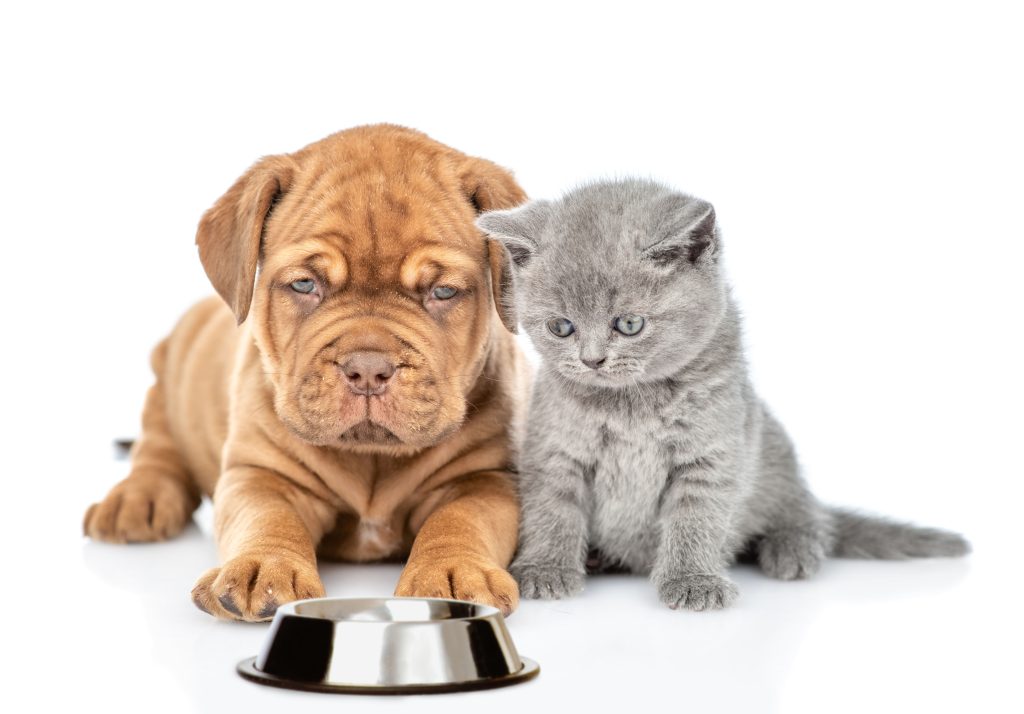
[395,472,520,615]
[190,466,334,622]
[84,340,200,543]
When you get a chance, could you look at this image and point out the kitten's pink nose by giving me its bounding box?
[339,352,396,395]
[582,356,606,370]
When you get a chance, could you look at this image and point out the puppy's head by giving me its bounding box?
[196,125,525,454]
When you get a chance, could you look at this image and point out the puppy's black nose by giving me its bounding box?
[581,357,606,370]
[339,352,396,395]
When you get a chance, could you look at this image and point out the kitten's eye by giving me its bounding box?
[547,318,575,337]
[290,279,316,294]
[432,285,458,300]
[613,315,645,336]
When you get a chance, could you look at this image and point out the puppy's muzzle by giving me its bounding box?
[337,351,397,396]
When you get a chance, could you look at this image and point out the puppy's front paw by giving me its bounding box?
[510,561,585,600]
[191,554,324,622]
[395,556,519,616]
[656,573,738,611]
[84,474,198,543]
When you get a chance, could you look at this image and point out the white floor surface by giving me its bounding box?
[19,443,1014,714]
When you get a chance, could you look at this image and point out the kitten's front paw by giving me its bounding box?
[510,561,585,600]
[656,573,738,611]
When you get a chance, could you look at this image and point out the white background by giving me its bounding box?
[2,2,1021,712]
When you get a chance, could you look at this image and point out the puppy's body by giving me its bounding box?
[153,296,527,563]
[85,125,529,619]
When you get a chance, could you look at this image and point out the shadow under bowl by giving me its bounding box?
[237,597,539,694]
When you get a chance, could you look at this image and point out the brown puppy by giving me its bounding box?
[83,125,529,619]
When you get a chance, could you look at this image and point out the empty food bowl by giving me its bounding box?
[237,597,540,694]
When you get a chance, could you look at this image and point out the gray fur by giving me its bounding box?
[477,179,970,611]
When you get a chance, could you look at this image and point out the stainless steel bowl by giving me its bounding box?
[237,597,539,694]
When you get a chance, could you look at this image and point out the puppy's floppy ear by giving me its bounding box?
[195,154,297,324]
[487,238,518,334]
[642,194,719,268]
[457,155,527,213]
[457,155,528,333]
[478,201,553,334]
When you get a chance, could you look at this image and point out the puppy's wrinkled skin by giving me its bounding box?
[84,125,529,620]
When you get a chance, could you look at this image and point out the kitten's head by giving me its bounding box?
[478,179,727,387]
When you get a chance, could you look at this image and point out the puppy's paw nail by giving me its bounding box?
[256,600,279,620]
[218,593,243,617]
[192,595,211,615]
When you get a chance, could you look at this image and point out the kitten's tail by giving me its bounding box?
[826,507,970,559]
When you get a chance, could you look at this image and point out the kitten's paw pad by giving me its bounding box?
[510,562,585,600]
[758,529,826,580]
[84,474,198,543]
[657,573,738,611]
[395,557,519,616]
[191,554,324,622]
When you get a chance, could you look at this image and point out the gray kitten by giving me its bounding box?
[477,179,969,611]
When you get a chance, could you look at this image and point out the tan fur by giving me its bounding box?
[83,125,529,619]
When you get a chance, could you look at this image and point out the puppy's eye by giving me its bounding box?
[613,315,645,336]
[547,318,575,338]
[290,279,316,294]
[432,286,458,300]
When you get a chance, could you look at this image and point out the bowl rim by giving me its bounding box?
[277,596,503,624]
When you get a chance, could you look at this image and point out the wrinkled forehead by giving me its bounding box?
[261,165,484,285]
[263,235,482,289]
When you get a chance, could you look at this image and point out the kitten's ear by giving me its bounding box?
[643,195,719,268]
[476,200,552,270]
